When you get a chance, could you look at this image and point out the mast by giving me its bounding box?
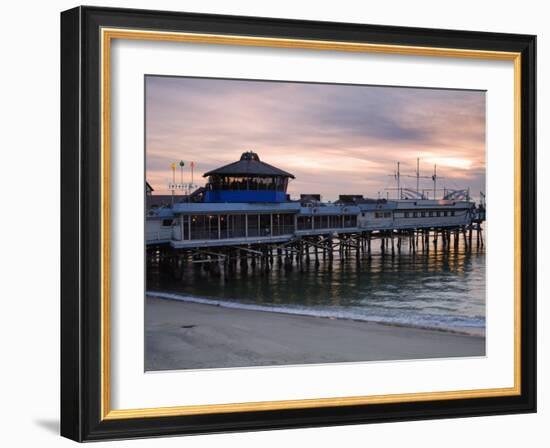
[387,161,402,199]
[397,161,401,199]
[432,164,437,199]
[416,157,420,196]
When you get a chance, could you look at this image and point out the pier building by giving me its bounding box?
[203,151,294,203]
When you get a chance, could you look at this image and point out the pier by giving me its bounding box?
[146,151,485,279]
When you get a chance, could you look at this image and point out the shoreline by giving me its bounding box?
[146,291,485,338]
[145,295,486,371]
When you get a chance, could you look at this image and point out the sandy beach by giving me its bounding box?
[145,295,485,371]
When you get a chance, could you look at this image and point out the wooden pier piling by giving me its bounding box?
[148,221,484,279]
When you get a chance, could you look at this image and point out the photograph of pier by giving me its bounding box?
[145,75,486,371]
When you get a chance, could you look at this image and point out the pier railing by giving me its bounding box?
[170,225,296,242]
[146,228,172,243]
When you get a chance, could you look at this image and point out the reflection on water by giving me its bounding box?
[147,238,485,335]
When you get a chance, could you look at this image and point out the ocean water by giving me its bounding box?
[147,238,485,336]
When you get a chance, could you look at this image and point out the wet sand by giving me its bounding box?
[145,295,485,371]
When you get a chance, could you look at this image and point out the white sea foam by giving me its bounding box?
[146,291,485,337]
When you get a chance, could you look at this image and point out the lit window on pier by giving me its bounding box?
[183,213,295,241]
[298,214,356,230]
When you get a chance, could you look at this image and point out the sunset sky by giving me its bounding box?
[145,76,486,201]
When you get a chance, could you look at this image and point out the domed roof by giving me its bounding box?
[203,151,295,178]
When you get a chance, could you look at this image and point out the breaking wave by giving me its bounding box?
[146,291,485,337]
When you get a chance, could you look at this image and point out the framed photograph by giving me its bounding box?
[60,6,536,441]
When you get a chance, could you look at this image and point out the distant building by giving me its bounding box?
[300,194,321,204]
[336,195,365,204]
[145,181,187,208]
[146,195,187,209]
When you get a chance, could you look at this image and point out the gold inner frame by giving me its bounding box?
[100,27,522,420]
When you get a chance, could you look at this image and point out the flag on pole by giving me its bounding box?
[170,162,176,185]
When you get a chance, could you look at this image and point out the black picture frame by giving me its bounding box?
[61,5,536,442]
